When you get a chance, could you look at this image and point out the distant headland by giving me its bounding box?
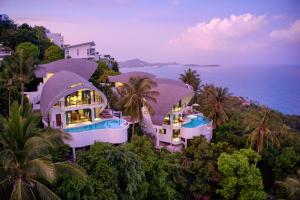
[119,58,220,68]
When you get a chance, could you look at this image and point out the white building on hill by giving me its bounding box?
[64,41,100,61]
[45,29,64,48]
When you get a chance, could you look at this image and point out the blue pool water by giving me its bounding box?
[182,115,210,128]
[64,119,126,133]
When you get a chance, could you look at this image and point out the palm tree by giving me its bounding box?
[179,68,201,92]
[200,85,230,129]
[244,109,280,155]
[119,77,159,134]
[0,68,15,113]
[276,170,300,200]
[0,102,86,199]
[3,50,35,108]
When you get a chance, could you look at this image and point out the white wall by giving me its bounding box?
[65,44,95,59]
[64,123,128,148]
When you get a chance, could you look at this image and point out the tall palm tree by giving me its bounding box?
[3,50,35,108]
[119,77,159,134]
[244,109,280,155]
[200,85,230,129]
[0,68,15,113]
[179,68,201,92]
[0,102,86,199]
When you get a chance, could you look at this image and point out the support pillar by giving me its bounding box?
[184,138,188,148]
[155,131,160,147]
[72,147,76,162]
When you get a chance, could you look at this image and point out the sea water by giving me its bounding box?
[120,64,300,115]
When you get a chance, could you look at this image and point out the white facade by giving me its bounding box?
[64,119,128,148]
[142,99,213,149]
[46,30,64,48]
[64,42,97,60]
[0,46,12,61]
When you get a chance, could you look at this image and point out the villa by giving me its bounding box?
[108,72,213,151]
[25,59,129,158]
[64,41,100,61]
[25,59,212,154]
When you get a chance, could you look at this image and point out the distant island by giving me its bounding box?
[119,58,220,68]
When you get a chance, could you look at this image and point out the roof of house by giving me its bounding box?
[35,58,97,79]
[65,41,95,48]
[108,71,156,83]
[40,70,100,118]
[108,72,194,125]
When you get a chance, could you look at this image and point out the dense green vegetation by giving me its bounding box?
[1,19,300,200]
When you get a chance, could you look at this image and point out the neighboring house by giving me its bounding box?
[45,29,64,48]
[108,72,213,151]
[0,46,12,61]
[25,59,129,156]
[64,41,99,61]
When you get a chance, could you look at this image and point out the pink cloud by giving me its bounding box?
[169,13,267,52]
[270,20,300,43]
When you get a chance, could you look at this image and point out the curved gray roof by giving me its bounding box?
[108,72,194,125]
[108,71,156,83]
[35,58,97,79]
[40,71,105,118]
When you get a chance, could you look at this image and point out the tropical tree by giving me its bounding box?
[245,109,280,155]
[200,85,231,129]
[0,68,15,113]
[3,50,35,107]
[0,102,86,200]
[276,169,300,200]
[43,45,64,63]
[179,68,201,92]
[217,149,266,200]
[119,77,159,134]
[15,42,39,59]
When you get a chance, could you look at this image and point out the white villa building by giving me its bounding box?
[25,59,129,157]
[64,41,100,61]
[45,29,64,48]
[108,72,213,151]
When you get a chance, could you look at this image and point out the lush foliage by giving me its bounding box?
[179,68,201,92]
[119,77,159,134]
[0,102,86,200]
[43,45,64,63]
[0,21,52,59]
[217,149,266,200]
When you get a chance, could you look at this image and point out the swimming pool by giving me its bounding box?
[182,114,210,128]
[64,119,127,133]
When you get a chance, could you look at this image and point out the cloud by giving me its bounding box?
[169,13,267,52]
[270,20,300,44]
[272,15,285,20]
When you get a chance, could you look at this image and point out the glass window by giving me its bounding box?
[77,49,79,55]
[172,129,180,139]
[159,128,166,134]
[94,92,102,104]
[65,90,91,107]
[66,109,91,125]
[163,115,170,125]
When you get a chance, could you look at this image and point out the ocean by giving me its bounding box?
[120,64,300,115]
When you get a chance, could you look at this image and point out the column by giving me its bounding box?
[91,108,95,122]
[72,148,76,162]
[155,130,160,147]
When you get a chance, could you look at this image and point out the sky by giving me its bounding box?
[2,0,300,64]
